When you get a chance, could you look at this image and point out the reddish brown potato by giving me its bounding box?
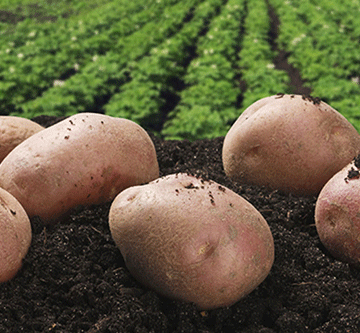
[109,173,274,310]
[315,155,360,266]
[0,113,159,223]
[0,187,31,283]
[222,94,360,196]
[0,116,44,162]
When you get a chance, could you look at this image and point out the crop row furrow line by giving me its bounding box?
[162,0,246,140]
[14,0,199,118]
[269,0,360,130]
[0,0,179,113]
[104,0,226,134]
[237,0,290,109]
[0,0,112,26]
[0,0,144,49]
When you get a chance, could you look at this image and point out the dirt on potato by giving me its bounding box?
[1,115,360,332]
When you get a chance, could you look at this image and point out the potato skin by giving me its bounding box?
[0,187,32,283]
[0,113,159,223]
[222,94,360,196]
[0,116,44,162]
[315,157,360,266]
[109,173,274,310]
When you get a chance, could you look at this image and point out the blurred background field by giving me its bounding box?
[1,0,360,139]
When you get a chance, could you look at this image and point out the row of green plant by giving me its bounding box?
[2,0,359,139]
[269,0,360,131]
[104,0,225,136]
[163,0,290,140]
[0,0,109,25]
[160,0,246,140]
[0,0,146,48]
[310,0,360,77]
[238,0,290,109]
[0,0,128,55]
[0,0,173,113]
[12,0,194,118]
[308,0,360,36]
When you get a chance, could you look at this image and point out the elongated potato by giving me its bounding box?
[109,173,274,310]
[222,94,360,196]
[0,113,159,223]
[0,116,44,162]
[0,187,32,283]
[315,155,360,266]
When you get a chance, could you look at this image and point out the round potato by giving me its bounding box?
[0,187,32,283]
[0,116,44,162]
[0,113,159,223]
[315,155,360,266]
[109,173,274,310]
[222,94,360,196]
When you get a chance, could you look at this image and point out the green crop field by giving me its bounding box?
[1,0,360,139]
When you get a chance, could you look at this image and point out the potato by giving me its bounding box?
[0,187,32,283]
[222,94,360,196]
[109,173,274,310]
[315,155,360,266]
[0,116,44,162]
[0,113,159,223]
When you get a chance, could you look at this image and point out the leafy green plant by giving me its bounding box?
[12,0,186,117]
[1,0,359,138]
[162,0,245,140]
[270,0,360,132]
[105,0,224,133]
[238,0,290,109]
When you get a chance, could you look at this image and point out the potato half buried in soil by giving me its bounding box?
[0,116,44,162]
[0,113,159,223]
[315,155,360,267]
[222,94,360,196]
[0,187,31,283]
[109,173,274,310]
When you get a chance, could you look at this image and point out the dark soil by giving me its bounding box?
[1,115,360,333]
